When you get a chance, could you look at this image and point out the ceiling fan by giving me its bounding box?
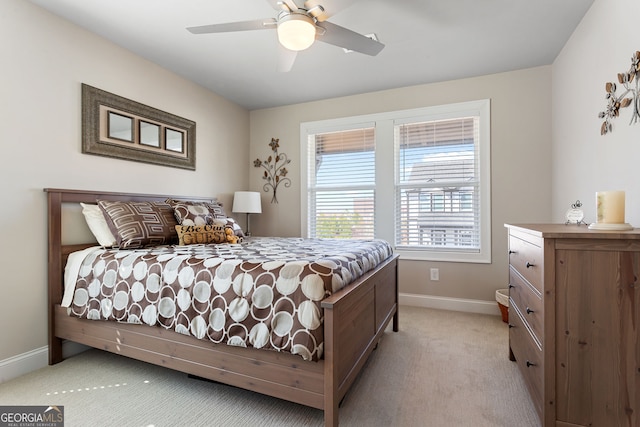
[186,0,385,72]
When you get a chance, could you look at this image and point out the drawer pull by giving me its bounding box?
[526,261,535,268]
[508,284,514,289]
[526,360,536,367]
[508,324,514,328]
[526,307,534,314]
[509,250,516,255]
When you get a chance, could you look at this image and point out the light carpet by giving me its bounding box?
[0,306,539,426]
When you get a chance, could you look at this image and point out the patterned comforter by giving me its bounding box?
[66,237,393,361]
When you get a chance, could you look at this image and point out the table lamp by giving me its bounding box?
[232,191,262,236]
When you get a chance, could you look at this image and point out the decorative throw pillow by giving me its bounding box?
[175,219,244,245]
[220,217,245,238]
[98,200,178,249]
[166,199,227,226]
[175,224,228,245]
[79,203,117,247]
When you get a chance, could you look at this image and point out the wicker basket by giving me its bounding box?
[495,289,509,323]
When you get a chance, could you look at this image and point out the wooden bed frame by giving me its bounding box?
[45,188,399,426]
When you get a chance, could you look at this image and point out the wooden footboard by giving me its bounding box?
[323,253,399,425]
[45,188,398,426]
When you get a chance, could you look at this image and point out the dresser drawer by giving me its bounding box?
[509,266,543,346]
[510,302,544,419]
[509,234,543,293]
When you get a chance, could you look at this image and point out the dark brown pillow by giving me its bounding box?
[166,199,227,226]
[98,200,178,249]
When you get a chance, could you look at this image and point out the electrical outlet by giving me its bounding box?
[430,268,439,281]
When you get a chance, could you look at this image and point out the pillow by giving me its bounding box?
[98,200,178,249]
[220,217,245,238]
[175,223,229,245]
[175,219,244,245]
[79,203,117,247]
[166,199,227,226]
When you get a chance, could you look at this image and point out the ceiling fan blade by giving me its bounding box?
[264,0,299,12]
[187,19,276,34]
[316,21,384,56]
[277,45,298,72]
[304,0,360,21]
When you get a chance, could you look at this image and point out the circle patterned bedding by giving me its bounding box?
[67,237,393,361]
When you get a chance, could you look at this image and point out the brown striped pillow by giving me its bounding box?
[98,200,178,249]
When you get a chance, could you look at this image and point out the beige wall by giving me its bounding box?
[0,0,249,360]
[7,0,601,363]
[552,0,640,224]
[249,67,553,303]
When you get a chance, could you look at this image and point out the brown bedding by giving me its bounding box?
[66,237,393,361]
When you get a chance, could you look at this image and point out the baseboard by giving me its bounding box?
[0,341,89,384]
[399,292,501,316]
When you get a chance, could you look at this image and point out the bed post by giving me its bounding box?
[323,306,339,427]
[321,254,399,426]
[45,189,64,365]
[393,259,399,332]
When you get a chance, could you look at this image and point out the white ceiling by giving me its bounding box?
[28,0,594,111]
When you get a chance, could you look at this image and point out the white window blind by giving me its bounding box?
[306,127,375,239]
[395,117,480,252]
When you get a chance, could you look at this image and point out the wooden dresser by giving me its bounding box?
[505,224,640,427]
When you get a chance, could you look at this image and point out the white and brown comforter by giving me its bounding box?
[66,237,393,361]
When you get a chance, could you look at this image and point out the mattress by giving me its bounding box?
[63,237,393,361]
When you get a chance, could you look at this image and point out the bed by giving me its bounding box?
[45,188,399,426]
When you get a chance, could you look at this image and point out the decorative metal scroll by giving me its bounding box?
[254,138,291,203]
[598,51,640,135]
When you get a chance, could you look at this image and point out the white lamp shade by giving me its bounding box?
[277,13,316,51]
[232,191,262,214]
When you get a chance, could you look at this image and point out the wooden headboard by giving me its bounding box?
[44,188,214,361]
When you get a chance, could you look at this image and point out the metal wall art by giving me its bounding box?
[598,51,640,135]
[254,138,291,203]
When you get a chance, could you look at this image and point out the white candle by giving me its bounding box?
[596,190,625,224]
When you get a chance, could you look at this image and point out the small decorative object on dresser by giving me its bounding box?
[588,190,633,230]
[564,200,586,225]
[505,223,640,426]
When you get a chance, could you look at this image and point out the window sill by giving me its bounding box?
[396,248,491,263]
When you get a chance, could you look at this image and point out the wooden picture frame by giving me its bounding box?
[82,83,196,170]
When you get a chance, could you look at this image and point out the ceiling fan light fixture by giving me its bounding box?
[277,13,316,51]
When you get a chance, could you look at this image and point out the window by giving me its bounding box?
[301,99,491,263]
[396,117,479,250]
[304,127,376,239]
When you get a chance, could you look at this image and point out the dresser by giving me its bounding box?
[505,224,640,427]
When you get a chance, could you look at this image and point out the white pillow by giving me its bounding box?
[80,202,117,247]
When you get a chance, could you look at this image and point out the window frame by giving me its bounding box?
[300,99,491,263]
[308,129,377,239]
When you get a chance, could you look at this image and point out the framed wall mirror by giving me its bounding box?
[107,112,134,142]
[82,83,196,170]
[165,128,185,153]
[139,121,161,148]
